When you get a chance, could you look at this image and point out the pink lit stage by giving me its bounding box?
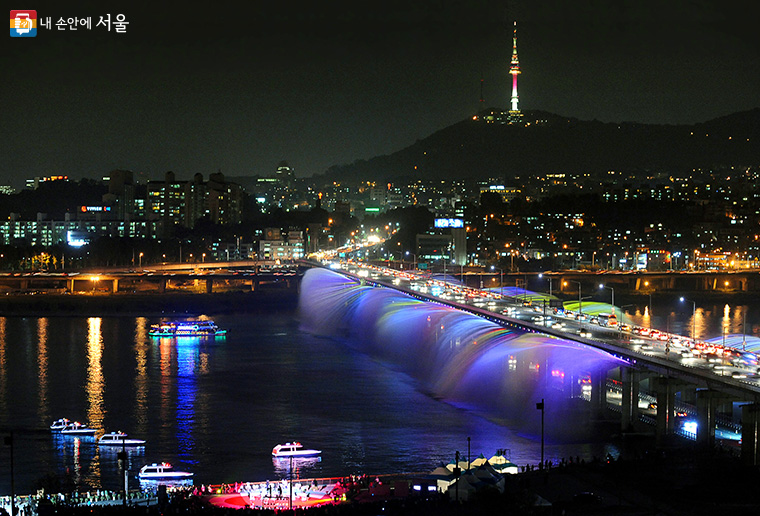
[205,493,338,510]
[203,480,344,511]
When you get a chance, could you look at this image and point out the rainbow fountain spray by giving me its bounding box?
[299,269,627,441]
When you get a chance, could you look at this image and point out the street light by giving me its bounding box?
[538,273,554,297]
[405,251,417,271]
[599,284,615,317]
[680,297,696,344]
[509,249,518,272]
[564,280,582,317]
[490,265,503,295]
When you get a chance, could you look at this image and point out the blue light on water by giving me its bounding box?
[176,339,198,464]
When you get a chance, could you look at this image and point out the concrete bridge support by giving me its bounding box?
[654,377,677,445]
[112,279,119,293]
[206,278,213,294]
[158,278,166,293]
[741,403,760,466]
[695,389,717,450]
[620,367,640,431]
[590,369,608,419]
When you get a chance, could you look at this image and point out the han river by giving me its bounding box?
[2,292,757,495]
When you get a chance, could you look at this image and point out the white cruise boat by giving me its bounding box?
[138,463,193,480]
[60,422,96,436]
[50,418,71,431]
[272,442,321,458]
[98,431,146,447]
[149,320,227,337]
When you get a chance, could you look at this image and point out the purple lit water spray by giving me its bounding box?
[299,268,627,440]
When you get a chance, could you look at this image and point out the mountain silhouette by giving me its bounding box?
[318,108,760,183]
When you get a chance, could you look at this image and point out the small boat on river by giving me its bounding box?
[50,418,71,431]
[60,422,96,436]
[272,442,321,458]
[149,320,227,337]
[98,431,146,447]
[138,463,193,480]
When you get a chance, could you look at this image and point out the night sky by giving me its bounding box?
[3,0,757,189]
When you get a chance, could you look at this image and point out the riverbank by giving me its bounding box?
[0,290,300,316]
[10,448,760,516]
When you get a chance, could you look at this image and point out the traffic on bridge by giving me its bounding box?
[331,261,760,385]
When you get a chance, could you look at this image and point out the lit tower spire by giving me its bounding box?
[508,21,523,123]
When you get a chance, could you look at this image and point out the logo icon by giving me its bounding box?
[10,10,37,37]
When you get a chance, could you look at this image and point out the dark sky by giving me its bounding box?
[3,0,757,188]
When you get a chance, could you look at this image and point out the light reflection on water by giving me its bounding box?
[86,318,105,431]
[86,317,105,484]
[0,318,6,416]
[134,317,149,436]
[176,339,197,464]
[37,318,49,422]
[624,302,757,342]
[0,308,642,495]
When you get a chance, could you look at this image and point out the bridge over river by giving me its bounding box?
[329,261,760,466]
[0,261,303,294]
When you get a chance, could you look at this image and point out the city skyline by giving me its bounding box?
[2,0,757,189]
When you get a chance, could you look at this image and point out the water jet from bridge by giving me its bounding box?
[299,268,627,440]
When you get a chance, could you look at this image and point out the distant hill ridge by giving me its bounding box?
[317,108,760,183]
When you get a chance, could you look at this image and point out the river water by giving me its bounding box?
[2,292,754,496]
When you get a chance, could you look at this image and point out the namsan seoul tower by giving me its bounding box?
[508,21,523,123]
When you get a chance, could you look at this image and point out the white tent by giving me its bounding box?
[471,463,505,493]
[428,465,456,493]
[488,453,520,474]
[445,459,471,473]
[447,474,479,502]
[470,453,488,468]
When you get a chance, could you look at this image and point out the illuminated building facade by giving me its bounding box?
[148,171,243,234]
[0,214,157,246]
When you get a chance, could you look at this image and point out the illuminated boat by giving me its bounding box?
[60,422,96,436]
[148,320,227,337]
[98,431,146,447]
[50,418,71,431]
[272,442,321,458]
[138,463,193,480]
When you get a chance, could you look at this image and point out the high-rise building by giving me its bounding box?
[147,171,243,235]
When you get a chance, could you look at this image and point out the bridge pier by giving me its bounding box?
[251,279,257,291]
[590,369,608,419]
[112,279,119,293]
[654,377,677,445]
[620,367,640,431]
[158,278,166,293]
[206,278,213,294]
[695,389,721,450]
[741,403,760,466]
